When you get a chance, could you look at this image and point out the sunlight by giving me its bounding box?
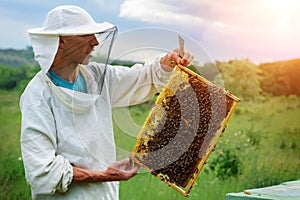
[261,0,299,36]
[262,0,299,13]
[276,16,290,33]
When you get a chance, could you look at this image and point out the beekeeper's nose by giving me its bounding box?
[91,35,99,46]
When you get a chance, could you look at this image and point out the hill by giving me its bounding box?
[0,47,37,68]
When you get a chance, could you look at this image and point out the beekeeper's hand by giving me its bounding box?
[104,158,139,181]
[72,158,139,183]
[160,48,194,72]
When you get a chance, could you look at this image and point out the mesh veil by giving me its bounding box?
[91,27,118,94]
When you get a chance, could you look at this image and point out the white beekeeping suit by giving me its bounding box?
[20,5,172,200]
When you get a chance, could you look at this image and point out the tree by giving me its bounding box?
[259,59,300,96]
[216,59,262,101]
[0,64,19,89]
[0,64,39,91]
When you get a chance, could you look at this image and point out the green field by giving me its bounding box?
[1,90,299,199]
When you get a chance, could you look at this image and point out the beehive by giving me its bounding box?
[129,64,240,196]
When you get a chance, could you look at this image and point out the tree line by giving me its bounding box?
[0,48,299,100]
[0,47,37,68]
[259,59,300,96]
[215,58,300,100]
[191,58,300,101]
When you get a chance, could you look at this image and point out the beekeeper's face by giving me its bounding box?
[59,34,99,65]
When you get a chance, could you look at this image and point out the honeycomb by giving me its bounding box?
[129,65,240,196]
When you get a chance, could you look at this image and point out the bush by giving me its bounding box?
[208,146,241,180]
[0,64,39,92]
[0,65,19,90]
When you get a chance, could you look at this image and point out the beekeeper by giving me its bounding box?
[20,5,193,200]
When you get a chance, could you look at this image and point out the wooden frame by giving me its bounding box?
[129,65,240,197]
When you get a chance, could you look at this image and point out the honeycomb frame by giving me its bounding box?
[129,64,240,196]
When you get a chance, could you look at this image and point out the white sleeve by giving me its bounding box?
[108,54,173,107]
[20,102,73,195]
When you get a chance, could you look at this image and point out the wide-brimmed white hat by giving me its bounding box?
[28,5,117,72]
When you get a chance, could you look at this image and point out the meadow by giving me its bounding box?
[0,90,299,199]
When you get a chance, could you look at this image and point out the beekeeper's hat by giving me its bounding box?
[27,5,116,72]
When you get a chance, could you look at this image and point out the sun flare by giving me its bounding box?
[261,0,299,35]
[262,0,299,12]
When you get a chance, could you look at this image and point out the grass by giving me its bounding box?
[0,90,31,200]
[116,95,300,199]
[1,90,300,199]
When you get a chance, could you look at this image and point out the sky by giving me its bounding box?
[1,0,299,64]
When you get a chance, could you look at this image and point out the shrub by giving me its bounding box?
[208,146,241,180]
